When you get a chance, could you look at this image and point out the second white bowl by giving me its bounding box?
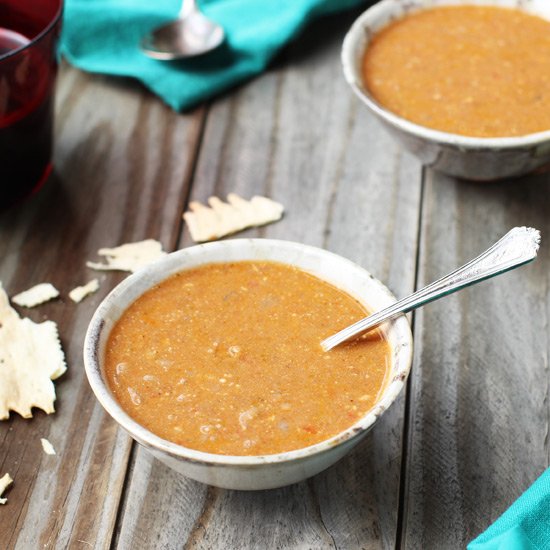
[341,0,550,181]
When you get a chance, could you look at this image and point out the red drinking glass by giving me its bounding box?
[0,0,62,210]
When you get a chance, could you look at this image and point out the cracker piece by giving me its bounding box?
[0,283,66,420]
[183,194,284,242]
[40,438,56,455]
[86,239,167,273]
[184,201,219,242]
[0,473,13,504]
[69,279,100,303]
[12,283,60,308]
[228,193,284,226]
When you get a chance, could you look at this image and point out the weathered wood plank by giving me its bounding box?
[0,65,204,549]
[115,13,423,549]
[400,171,550,548]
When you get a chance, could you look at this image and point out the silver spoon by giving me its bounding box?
[321,227,541,352]
[141,0,225,60]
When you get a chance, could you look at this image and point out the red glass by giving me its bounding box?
[0,0,62,210]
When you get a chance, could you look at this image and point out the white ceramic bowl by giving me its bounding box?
[83,239,413,490]
[342,0,550,181]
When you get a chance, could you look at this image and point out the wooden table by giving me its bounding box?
[1,11,548,549]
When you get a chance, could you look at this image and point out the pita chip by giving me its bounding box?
[40,438,56,455]
[0,283,66,420]
[183,193,284,242]
[12,283,60,308]
[86,239,167,273]
[69,279,100,303]
[0,473,13,504]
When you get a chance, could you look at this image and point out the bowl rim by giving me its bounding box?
[341,0,550,149]
[83,238,413,468]
[0,1,63,63]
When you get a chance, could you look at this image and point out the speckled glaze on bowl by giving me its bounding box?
[342,0,550,181]
[83,239,413,490]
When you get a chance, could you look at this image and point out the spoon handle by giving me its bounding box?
[321,226,541,352]
[180,0,198,18]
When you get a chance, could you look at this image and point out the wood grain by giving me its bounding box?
[0,66,204,549]
[4,7,547,550]
[400,171,550,548]
[114,13,423,550]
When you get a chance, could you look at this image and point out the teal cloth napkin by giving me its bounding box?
[61,0,366,111]
[468,468,550,550]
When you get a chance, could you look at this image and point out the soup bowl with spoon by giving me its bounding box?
[83,230,538,490]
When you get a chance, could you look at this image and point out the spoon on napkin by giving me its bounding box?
[321,227,541,351]
[141,0,225,60]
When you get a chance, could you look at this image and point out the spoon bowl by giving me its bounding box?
[141,0,224,60]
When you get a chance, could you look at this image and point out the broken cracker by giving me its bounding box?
[86,239,167,273]
[0,283,66,420]
[183,193,284,242]
[69,279,99,303]
[0,473,13,505]
[41,438,56,455]
[12,283,60,308]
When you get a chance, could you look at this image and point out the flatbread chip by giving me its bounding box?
[40,438,56,455]
[0,473,12,504]
[0,283,66,420]
[86,239,167,273]
[69,279,99,303]
[183,193,284,242]
[12,283,60,308]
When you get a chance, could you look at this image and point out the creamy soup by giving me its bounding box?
[363,5,550,137]
[105,261,392,456]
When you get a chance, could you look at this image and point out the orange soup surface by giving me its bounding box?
[363,6,550,137]
[105,261,392,456]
